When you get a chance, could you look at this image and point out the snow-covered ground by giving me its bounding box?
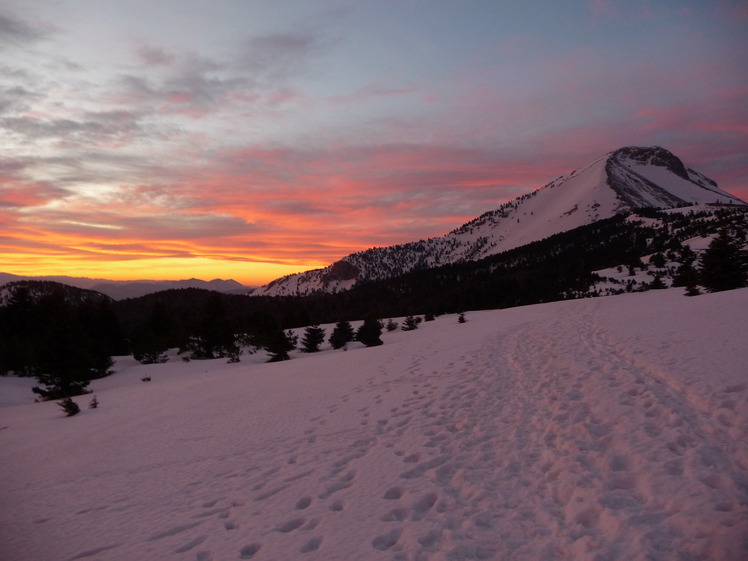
[1,288,746,561]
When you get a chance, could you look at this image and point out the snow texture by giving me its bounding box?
[1,288,747,561]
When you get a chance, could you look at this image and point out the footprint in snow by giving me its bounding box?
[372,528,402,551]
[275,517,305,533]
[300,537,323,553]
[295,496,312,510]
[239,543,261,559]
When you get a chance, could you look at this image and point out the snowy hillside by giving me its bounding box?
[254,146,745,296]
[1,288,746,561]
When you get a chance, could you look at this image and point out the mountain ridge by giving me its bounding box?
[0,273,250,300]
[252,146,745,296]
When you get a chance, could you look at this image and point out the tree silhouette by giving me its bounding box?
[329,321,355,349]
[700,230,748,292]
[265,329,297,362]
[301,325,326,353]
[356,317,383,347]
[401,316,419,331]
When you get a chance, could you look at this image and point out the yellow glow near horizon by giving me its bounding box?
[0,254,322,287]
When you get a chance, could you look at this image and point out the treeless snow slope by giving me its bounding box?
[1,289,747,561]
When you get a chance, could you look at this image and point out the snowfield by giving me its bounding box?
[1,288,747,561]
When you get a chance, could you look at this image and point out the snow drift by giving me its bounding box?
[1,288,747,560]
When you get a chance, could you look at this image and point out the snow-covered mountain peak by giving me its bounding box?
[252,146,745,297]
[604,145,739,209]
[613,146,690,178]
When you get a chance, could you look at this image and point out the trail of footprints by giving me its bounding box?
[136,340,526,561]
[180,354,488,560]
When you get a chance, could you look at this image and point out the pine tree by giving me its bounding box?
[329,321,355,350]
[131,302,171,364]
[700,229,748,292]
[356,317,383,347]
[264,329,297,362]
[401,316,419,331]
[31,292,112,400]
[301,325,326,353]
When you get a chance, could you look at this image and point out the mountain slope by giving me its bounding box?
[0,280,113,307]
[253,146,745,296]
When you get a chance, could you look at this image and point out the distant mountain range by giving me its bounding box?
[0,274,249,300]
[252,146,745,296]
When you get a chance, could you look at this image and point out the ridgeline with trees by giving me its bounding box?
[1,207,746,400]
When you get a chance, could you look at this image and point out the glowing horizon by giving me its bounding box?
[2,1,746,286]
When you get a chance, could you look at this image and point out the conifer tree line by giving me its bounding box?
[0,284,125,399]
[1,207,746,399]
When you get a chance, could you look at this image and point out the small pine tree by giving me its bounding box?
[225,344,242,363]
[58,397,80,417]
[649,275,666,290]
[684,282,701,297]
[301,325,326,353]
[650,252,666,268]
[356,317,383,347]
[265,329,297,362]
[89,394,99,409]
[672,260,699,288]
[401,316,419,331]
[329,321,355,350]
[385,319,398,332]
[458,312,466,323]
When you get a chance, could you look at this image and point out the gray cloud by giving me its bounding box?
[236,28,332,80]
[0,13,51,46]
[1,109,144,148]
[117,54,247,116]
[0,83,38,116]
[136,45,177,66]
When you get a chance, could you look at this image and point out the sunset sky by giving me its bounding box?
[2,1,747,286]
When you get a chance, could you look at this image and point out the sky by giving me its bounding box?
[1,1,747,286]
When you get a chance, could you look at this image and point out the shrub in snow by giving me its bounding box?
[458,312,466,323]
[385,319,398,332]
[133,349,168,365]
[58,397,80,417]
[685,284,701,297]
[141,376,151,382]
[89,395,99,409]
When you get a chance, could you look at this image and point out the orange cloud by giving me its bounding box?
[3,140,551,285]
